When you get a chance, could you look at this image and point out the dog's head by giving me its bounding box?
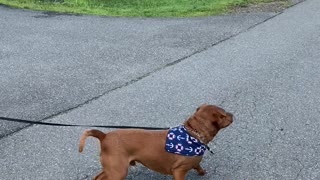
[184,104,233,144]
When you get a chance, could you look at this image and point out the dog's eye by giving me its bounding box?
[212,122,219,129]
[196,107,200,111]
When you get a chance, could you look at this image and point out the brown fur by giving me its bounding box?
[79,104,233,180]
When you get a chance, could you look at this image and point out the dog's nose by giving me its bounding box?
[226,112,233,122]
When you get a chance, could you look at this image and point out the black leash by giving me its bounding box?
[0,116,170,130]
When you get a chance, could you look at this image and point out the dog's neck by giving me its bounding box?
[183,123,208,144]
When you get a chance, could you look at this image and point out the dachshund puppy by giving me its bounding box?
[79,104,233,180]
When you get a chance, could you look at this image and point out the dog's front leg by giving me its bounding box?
[194,164,206,176]
[173,170,187,180]
[94,170,105,180]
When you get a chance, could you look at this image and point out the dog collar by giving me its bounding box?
[180,125,214,154]
[184,125,205,143]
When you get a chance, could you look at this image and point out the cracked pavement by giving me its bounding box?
[1,0,320,179]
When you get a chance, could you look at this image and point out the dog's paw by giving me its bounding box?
[197,169,206,176]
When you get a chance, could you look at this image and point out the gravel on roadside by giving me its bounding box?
[231,0,306,14]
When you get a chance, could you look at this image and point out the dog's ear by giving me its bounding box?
[196,103,208,112]
[216,112,233,129]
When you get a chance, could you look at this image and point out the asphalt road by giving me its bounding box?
[1,0,320,179]
[0,6,276,138]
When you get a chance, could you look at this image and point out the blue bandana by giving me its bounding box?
[165,125,206,156]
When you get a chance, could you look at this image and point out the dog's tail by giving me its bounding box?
[79,129,106,153]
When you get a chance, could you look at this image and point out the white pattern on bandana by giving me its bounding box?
[165,125,206,156]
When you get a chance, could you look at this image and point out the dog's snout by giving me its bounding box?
[226,112,233,122]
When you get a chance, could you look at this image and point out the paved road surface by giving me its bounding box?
[0,5,276,138]
[1,0,320,179]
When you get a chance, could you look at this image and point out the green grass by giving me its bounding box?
[0,0,284,17]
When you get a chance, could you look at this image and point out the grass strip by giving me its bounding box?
[0,0,288,17]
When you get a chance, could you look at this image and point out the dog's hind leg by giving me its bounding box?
[101,155,129,180]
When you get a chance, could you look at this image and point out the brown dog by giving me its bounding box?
[79,104,233,180]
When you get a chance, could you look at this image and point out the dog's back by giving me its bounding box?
[79,129,106,152]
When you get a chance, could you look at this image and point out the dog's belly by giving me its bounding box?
[135,155,176,175]
[133,152,203,175]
